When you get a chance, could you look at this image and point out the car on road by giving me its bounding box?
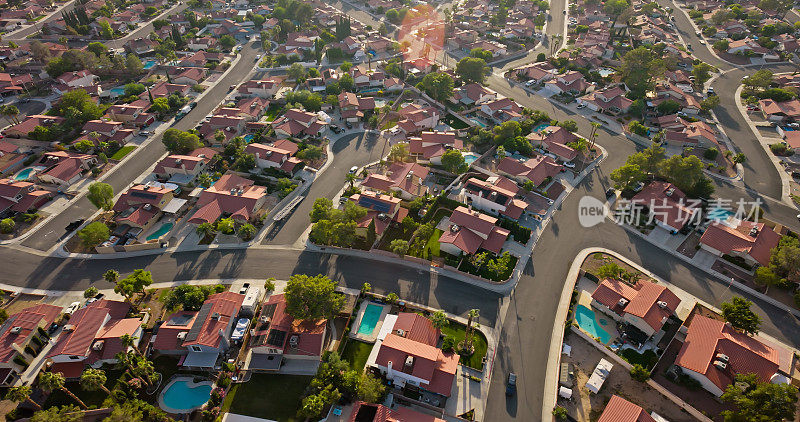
[524,80,536,87]
[349,166,359,174]
[670,15,675,21]
[64,301,81,315]
[330,125,343,134]
[139,130,151,136]
[506,373,517,396]
[707,87,715,96]
[576,103,587,109]
[605,188,616,198]
[65,219,85,232]
[698,39,706,45]
[229,85,236,91]
[562,9,566,14]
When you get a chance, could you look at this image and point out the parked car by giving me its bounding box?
[239,282,250,295]
[506,373,517,396]
[64,302,81,315]
[65,219,85,232]
[349,166,359,174]
[576,103,587,109]
[563,161,576,169]
[605,188,616,198]
[345,121,353,129]
[524,80,536,87]
[633,181,645,192]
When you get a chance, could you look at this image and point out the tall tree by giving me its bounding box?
[721,296,761,335]
[284,274,345,320]
[39,372,87,409]
[6,385,41,410]
[80,368,110,396]
[721,373,798,421]
[87,182,114,210]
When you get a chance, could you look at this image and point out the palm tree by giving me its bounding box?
[1,105,19,125]
[103,269,119,284]
[589,122,601,150]
[345,172,357,189]
[196,222,216,239]
[120,334,139,356]
[80,368,110,396]
[39,372,87,409]
[131,355,156,387]
[6,385,41,410]
[461,309,480,354]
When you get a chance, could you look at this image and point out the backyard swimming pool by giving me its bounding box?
[159,378,212,413]
[14,168,35,180]
[574,305,611,344]
[357,303,383,335]
[707,207,735,222]
[470,118,487,128]
[109,87,126,97]
[463,152,480,165]
[146,222,174,241]
[144,60,156,70]
[532,123,550,132]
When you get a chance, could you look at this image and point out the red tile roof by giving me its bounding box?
[393,313,440,347]
[699,221,780,266]
[182,292,244,349]
[189,173,266,224]
[632,182,698,230]
[497,155,562,185]
[675,315,780,392]
[598,395,657,422]
[592,279,680,332]
[251,293,326,356]
[0,304,61,363]
[376,333,458,396]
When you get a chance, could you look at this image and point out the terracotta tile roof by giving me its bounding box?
[675,315,780,392]
[593,278,680,332]
[153,311,198,351]
[449,206,497,235]
[189,173,266,224]
[631,181,698,230]
[393,313,440,346]
[251,293,326,356]
[497,156,562,185]
[183,291,244,349]
[348,402,446,422]
[47,307,110,358]
[699,221,780,266]
[598,395,656,422]
[0,304,61,363]
[375,333,458,396]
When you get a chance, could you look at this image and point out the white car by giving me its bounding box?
[576,103,587,109]
[65,301,81,315]
[231,318,250,341]
[349,166,359,174]
[563,161,576,169]
[525,80,536,87]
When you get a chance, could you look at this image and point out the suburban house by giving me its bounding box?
[56,70,98,89]
[699,220,781,267]
[597,395,658,422]
[590,278,681,338]
[361,162,429,200]
[244,139,301,172]
[578,86,633,115]
[408,132,462,165]
[631,182,699,233]
[349,191,408,236]
[112,183,175,231]
[188,173,267,225]
[5,115,65,138]
[247,293,327,373]
[0,304,62,386]
[675,314,786,397]
[153,292,245,368]
[271,109,328,139]
[346,401,446,422]
[480,98,523,124]
[395,104,440,134]
[370,313,458,397]
[36,151,96,187]
[338,92,376,123]
[758,99,800,123]
[47,300,142,379]
[452,83,496,106]
[0,179,52,217]
[459,176,531,221]
[543,71,590,95]
[497,155,562,186]
[237,79,281,98]
[153,153,215,184]
[515,62,556,84]
[526,126,579,162]
[438,206,510,256]
[105,104,155,128]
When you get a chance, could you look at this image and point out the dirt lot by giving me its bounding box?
[560,330,696,422]
[581,252,647,283]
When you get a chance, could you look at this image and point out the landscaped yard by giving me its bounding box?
[340,339,373,371]
[441,323,488,370]
[43,367,124,408]
[110,145,136,160]
[264,104,282,122]
[442,113,469,129]
[422,229,442,259]
[620,348,659,370]
[221,374,311,421]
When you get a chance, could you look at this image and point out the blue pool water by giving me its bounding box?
[144,60,156,69]
[463,153,480,165]
[532,123,550,132]
[597,68,615,77]
[357,303,383,335]
[161,380,212,411]
[361,87,380,93]
[243,134,254,143]
[146,222,174,241]
[574,305,611,344]
[707,207,735,221]
[470,118,487,128]
[14,168,34,180]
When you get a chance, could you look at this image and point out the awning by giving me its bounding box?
[162,198,188,214]
[168,173,196,186]
[182,351,218,368]
[247,351,282,371]
[558,386,572,399]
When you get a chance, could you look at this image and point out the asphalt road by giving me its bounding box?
[21,42,262,251]
[264,131,389,245]
[0,100,46,128]
[5,0,77,41]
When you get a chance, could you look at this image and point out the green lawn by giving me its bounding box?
[443,113,469,129]
[110,145,136,160]
[341,339,373,371]
[423,229,443,259]
[620,348,659,370]
[264,105,282,122]
[221,374,311,421]
[43,367,124,408]
[441,323,488,370]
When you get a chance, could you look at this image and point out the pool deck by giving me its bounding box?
[158,376,214,414]
[349,301,390,343]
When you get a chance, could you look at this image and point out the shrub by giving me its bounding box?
[264,278,276,291]
[630,364,650,382]
[77,222,110,248]
[703,147,719,160]
[0,218,14,234]
[442,336,455,353]
[770,143,789,156]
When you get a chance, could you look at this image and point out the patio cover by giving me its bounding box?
[247,351,282,371]
[377,314,398,341]
[168,173,196,186]
[162,198,188,214]
[181,351,218,368]
[558,386,572,399]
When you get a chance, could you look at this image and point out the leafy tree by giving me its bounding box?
[356,372,385,403]
[1,105,20,124]
[713,39,730,51]
[388,143,409,162]
[87,182,114,210]
[536,52,547,62]
[105,402,144,422]
[284,274,344,320]
[691,62,716,86]
[216,217,235,234]
[441,149,466,173]
[30,405,81,422]
[39,372,86,409]
[701,95,721,112]
[99,20,113,39]
[430,310,448,329]
[196,222,216,239]
[126,54,143,74]
[469,48,493,62]
[162,129,201,153]
[456,57,489,84]
[630,364,650,382]
[219,35,236,50]
[338,73,354,92]
[83,286,99,298]
[287,62,307,81]
[0,218,14,234]
[6,385,40,410]
[656,100,682,115]
[239,223,257,240]
[298,385,340,419]
[558,120,578,132]
[385,8,400,24]
[721,296,761,335]
[115,269,153,300]
[721,373,797,422]
[754,266,783,294]
[420,72,454,102]
[744,69,774,90]
[620,46,662,99]
[658,154,705,194]
[104,269,119,284]
[80,368,110,395]
[160,284,224,311]
[610,163,645,190]
[390,239,409,257]
[386,292,399,304]
[770,236,800,281]
[78,222,110,248]
[310,198,334,222]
